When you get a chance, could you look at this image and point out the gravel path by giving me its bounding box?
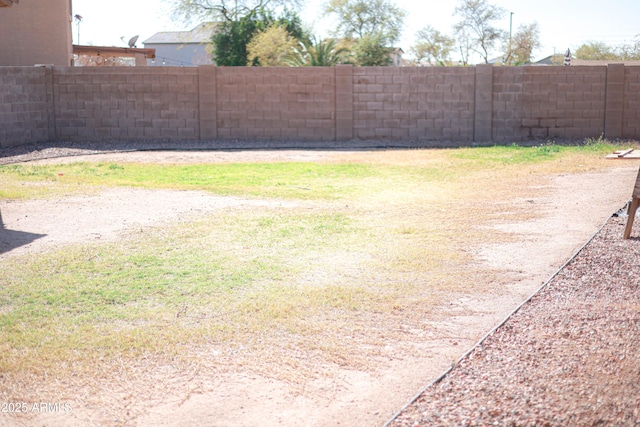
[0,141,171,165]
[0,140,432,165]
[386,214,640,427]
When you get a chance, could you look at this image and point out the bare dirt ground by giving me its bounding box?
[0,149,638,427]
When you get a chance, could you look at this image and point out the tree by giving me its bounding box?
[575,41,621,61]
[353,34,392,66]
[502,22,541,65]
[411,25,455,65]
[324,0,406,46]
[456,26,473,66]
[285,37,350,66]
[617,38,640,60]
[212,11,266,65]
[247,24,297,66]
[211,8,308,66]
[574,39,640,61]
[170,0,303,23]
[454,0,505,64]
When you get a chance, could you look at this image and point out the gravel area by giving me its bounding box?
[0,141,176,165]
[0,138,567,165]
[386,213,640,427]
[0,140,442,165]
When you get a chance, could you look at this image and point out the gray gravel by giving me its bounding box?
[0,139,589,165]
[387,214,640,427]
[0,139,442,165]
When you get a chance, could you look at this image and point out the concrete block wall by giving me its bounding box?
[0,67,52,147]
[1,65,640,148]
[352,67,475,141]
[605,64,625,139]
[215,67,335,140]
[492,66,607,141]
[474,65,493,142]
[335,65,354,140]
[53,67,199,141]
[623,66,640,139]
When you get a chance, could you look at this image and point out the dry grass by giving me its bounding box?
[0,142,634,422]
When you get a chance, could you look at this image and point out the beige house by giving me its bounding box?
[0,0,73,66]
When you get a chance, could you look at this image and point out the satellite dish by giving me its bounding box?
[128,35,139,48]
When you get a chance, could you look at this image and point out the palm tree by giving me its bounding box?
[284,37,350,66]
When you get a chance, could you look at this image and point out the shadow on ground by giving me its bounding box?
[0,228,47,255]
[0,208,46,254]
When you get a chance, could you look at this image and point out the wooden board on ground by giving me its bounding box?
[606,149,640,159]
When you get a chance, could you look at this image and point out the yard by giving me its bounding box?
[0,142,637,426]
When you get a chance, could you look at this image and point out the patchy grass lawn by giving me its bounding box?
[0,141,631,389]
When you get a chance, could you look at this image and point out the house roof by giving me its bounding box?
[0,0,19,7]
[143,22,217,45]
[535,54,640,66]
[73,45,156,59]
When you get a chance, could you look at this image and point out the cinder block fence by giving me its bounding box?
[1,64,639,148]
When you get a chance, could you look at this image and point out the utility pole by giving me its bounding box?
[509,12,514,47]
[74,14,83,45]
[505,12,513,65]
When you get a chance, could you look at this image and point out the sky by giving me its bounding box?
[71,0,640,63]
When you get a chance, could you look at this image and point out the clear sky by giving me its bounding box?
[71,0,640,63]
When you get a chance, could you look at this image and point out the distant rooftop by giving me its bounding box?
[535,54,640,66]
[143,23,217,45]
